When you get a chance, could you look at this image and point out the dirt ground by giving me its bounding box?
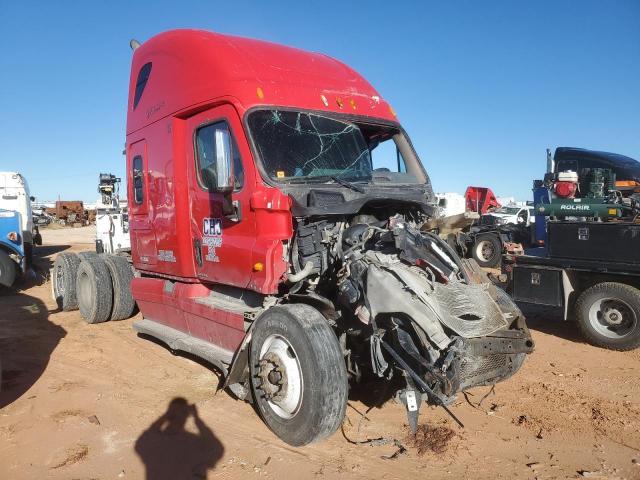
[1,226,639,479]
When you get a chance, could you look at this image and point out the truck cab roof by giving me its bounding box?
[554,147,640,182]
[127,29,397,135]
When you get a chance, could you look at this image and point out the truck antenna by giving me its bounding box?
[130,39,141,51]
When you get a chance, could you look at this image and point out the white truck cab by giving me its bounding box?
[435,192,467,217]
[0,172,36,250]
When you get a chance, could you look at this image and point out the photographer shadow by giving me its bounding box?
[135,397,224,479]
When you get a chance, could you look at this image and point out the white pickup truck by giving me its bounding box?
[482,205,536,227]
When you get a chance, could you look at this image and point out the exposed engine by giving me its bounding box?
[286,205,534,429]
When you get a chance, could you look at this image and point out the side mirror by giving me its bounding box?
[30,196,35,202]
[215,127,234,192]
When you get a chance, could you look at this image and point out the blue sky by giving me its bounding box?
[1,1,638,202]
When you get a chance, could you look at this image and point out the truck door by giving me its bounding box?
[186,105,256,287]
[128,140,157,266]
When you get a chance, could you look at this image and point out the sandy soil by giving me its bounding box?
[0,226,639,479]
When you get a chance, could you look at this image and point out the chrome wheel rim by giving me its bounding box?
[588,297,637,339]
[258,334,303,419]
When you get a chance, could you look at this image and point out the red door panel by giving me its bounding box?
[128,139,157,266]
[185,104,257,287]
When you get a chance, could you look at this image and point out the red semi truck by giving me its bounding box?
[52,30,533,446]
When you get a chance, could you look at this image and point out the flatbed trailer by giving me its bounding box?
[504,220,640,350]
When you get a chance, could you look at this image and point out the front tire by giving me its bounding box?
[0,250,16,287]
[249,304,348,446]
[575,282,640,351]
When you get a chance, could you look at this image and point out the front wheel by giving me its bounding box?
[249,304,348,446]
[575,282,640,351]
[0,250,16,287]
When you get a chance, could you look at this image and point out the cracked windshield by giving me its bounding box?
[248,110,419,185]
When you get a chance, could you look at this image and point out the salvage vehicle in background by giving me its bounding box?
[32,208,53,226]
[0,209,25,287]
[51,29,534,446]
[52,200,87,226]
[0,172,41,263]
[430,187,529,268]
[94,173,130,254]
[480,205,536,227]
[503,147,640,350]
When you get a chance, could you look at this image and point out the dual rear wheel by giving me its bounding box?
[51,252,135,323]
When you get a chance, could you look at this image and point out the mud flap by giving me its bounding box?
[222,330,253,400]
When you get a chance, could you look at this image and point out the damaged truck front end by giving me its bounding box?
[227,109,533,443]
[335,216,533,429]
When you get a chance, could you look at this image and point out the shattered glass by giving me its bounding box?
[248,110,372,183]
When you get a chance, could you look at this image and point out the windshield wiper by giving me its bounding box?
[330,176,366,193]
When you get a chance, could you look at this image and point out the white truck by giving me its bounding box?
[481,205,536,227]
[94,173,130,254]
[0,172,40,263]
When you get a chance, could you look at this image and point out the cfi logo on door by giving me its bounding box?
[203,218,222,236]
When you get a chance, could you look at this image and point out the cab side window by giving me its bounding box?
[133,62,152,110]
[195,121,244,191]
[370,137,407,173]
[132,156,144,204]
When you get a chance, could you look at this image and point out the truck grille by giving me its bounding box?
[458,354,510,390]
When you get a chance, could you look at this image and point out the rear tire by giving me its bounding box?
[0,250,17,287]
[103,255,135,320]
[472,233,502,268]
[76,256,113,324]
[575,282,640,351]
[249,304,348,446]
[51,252,81,310]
